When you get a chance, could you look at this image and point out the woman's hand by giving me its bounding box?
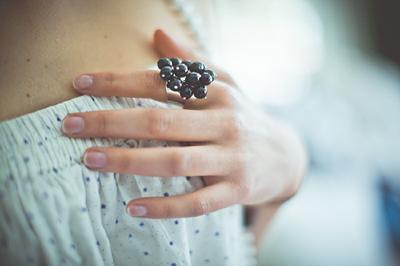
[62,29,307,219]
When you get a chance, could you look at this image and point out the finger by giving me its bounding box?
[82,145,234,177]
[153,29,237,86]
[62,108,228,141]
[126,182,240,218]
[182,80,236,110]
[72,70,168,102]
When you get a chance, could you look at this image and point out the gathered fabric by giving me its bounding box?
[0,95,256,266]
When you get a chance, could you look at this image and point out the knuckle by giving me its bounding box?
[231,152,247,175]
[168,150,190,176]
[104,72,118,90]
[213,82,237,107]
[223,112,243,141]
[94,112,108,135]
[146,109,173,137]
[159,203,174,218]
[214,82,231,97]
[118,153,133,172]
[192,197,211,216]
[144,70,164,89]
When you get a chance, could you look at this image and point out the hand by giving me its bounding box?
[61,29,307,219]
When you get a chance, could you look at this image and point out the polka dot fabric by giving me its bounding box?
[0,95,257,266]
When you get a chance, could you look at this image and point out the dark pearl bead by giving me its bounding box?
[157,58,172,69]
[173,63,188,77]
[185,72,201,85]
[160,66,174,81]
[194,86,207,98]
[170,57,181,66]
[189,61,205,74]
[204,69,216,80]
[167,78,182,91]
[179,84,193,99]
[199,73,213,86]
[182,60,192,68]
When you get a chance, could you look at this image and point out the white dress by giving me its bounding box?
[0,95,256,266]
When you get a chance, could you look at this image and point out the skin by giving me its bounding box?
[0,0,196,120]
[62,29,308,248]
[0,0,306,248]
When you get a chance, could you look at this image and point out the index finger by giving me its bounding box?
[72,70,169,102]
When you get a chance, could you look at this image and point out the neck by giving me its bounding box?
[0,0,194,120]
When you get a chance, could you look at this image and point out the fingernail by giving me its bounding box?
[62,116,84,134]
[72,74,93,90]
[83,151,107,169]
[127,205,147,217]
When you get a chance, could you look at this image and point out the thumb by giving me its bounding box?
[153,29,201,61]
[153,29,236,86]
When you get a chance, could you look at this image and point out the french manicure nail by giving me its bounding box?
[62,116,84,134]
[127,205,147,217]
[83,151,107,169]
[72,74,93,90]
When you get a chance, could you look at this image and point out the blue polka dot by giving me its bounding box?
[169,241,173,246]
[163,192,170,197]
[115,219,119,224]
[195,229,199,234]
[80,207,87,212]
[139,222,144,227]
[101,204,106,209]
[143,187,147,192]
[52,167,58,173]
[56,116,61,122]
[189,250,193,255]
[25,212,33,221]
[174,220,179,225]
[129,234,133,238]
[85,177,90,182]
[38,141,43,146]
[215,232,220,236]
[143,251,149,256]
[204,259,210,263]
[96,240,100,246]
[123,201,127,206]
[23,157,30,163]
[23,139,29,144]
[171,263,177,266]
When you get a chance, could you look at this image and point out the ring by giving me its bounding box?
[157,57,216,100]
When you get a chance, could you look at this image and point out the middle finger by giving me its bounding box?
[62,108,229,141]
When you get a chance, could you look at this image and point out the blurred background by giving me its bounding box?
[182,0,400,265]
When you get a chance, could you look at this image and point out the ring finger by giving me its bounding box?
[62,108,230,141]
[82,145,233,177]
[72,70,229,109]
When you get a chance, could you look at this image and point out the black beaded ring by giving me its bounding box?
[157,57,216,100]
